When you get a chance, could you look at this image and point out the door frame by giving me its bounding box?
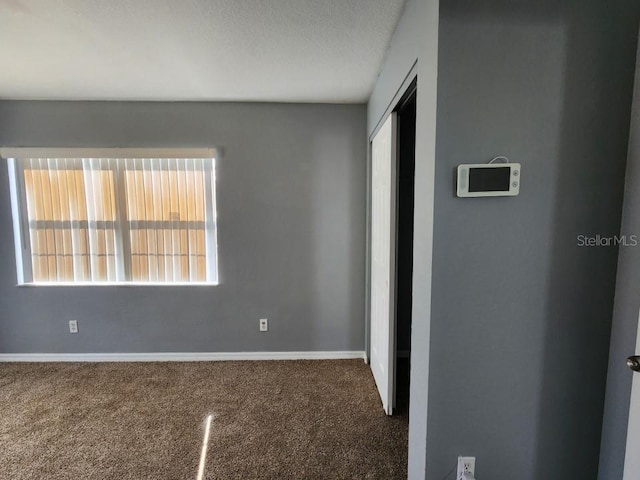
[365,68,418,417]
[365,66,418,364]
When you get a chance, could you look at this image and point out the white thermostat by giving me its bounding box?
[457,162,521,197]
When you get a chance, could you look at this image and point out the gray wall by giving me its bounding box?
[367,0,440,477]
[429,1,639,479]
[0,101,367,353]
[599,35,640,480]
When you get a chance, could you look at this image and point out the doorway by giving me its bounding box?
[368,78,416,416]
[394,80,417,415]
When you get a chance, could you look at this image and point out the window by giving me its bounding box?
[5,149,218,285]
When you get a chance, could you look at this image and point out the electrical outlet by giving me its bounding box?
[68,320,78,334]
[457,457,475,479]
[259,318,268,332]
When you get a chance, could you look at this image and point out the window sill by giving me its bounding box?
[17,281,219,287]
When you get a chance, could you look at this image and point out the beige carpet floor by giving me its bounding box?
[0,360,408,479]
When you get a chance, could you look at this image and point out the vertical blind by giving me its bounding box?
[124,158,210,282]
[15,157,217,284]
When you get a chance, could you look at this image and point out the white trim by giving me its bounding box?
[204,158,218,283]
[369,62,418,142]
[0,147,216,159]
[7,158,25,284]
[16,281,220,287]
[0,351,367,363]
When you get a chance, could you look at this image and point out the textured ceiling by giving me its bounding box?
[0,0,406,102]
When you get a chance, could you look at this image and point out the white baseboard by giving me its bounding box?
[0,351,366,363]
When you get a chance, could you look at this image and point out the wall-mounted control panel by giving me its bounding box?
[457,163,520,198]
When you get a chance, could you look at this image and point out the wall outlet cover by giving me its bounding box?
[259,318,268,332]
[457,456,475,479]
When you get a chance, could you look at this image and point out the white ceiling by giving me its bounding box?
[0,0,406,103]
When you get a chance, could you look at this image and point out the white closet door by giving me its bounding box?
[623,310,640,479]
[370,113,397,415]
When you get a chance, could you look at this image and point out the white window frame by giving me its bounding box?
[3,148,219,287]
